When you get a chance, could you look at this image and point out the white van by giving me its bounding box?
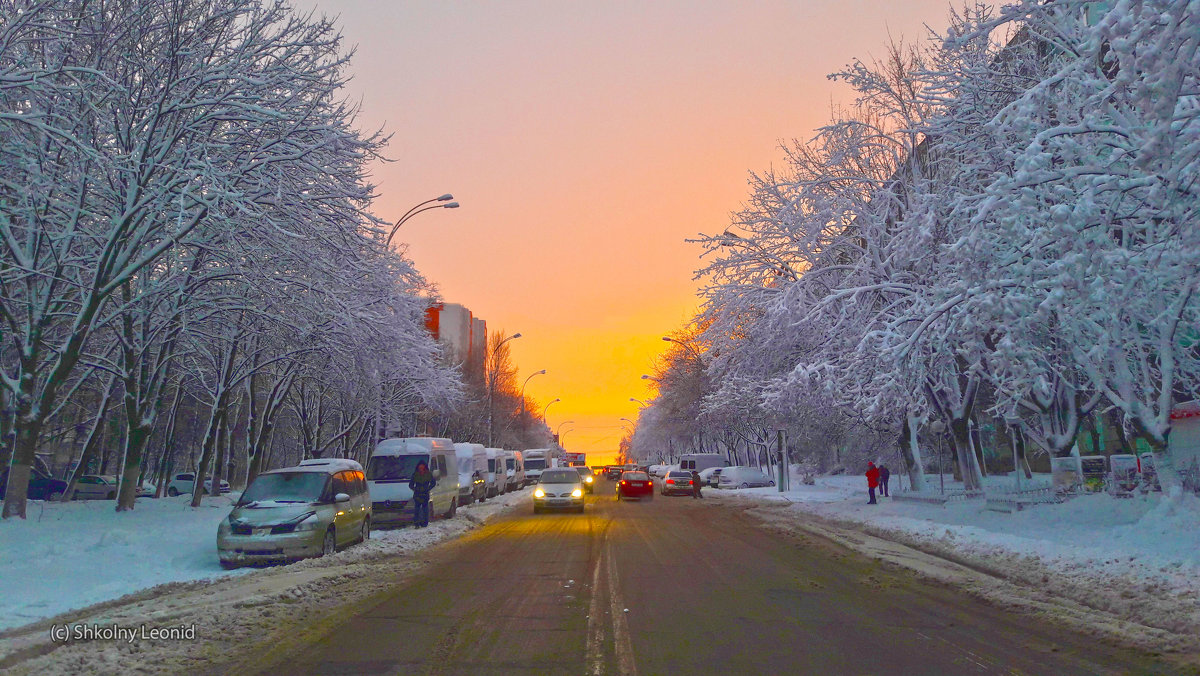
[484,448,507,498]
[679,453,730,474]
[523,448,551,483]
[367,438,459,526]
[454,443,487,505]
[505,451,525,491]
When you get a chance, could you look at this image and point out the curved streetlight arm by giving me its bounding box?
[556,420,575,436]
[386,197,459,247]
[662,336,705,362]
[629,397,647,408]
[542,398,560,422]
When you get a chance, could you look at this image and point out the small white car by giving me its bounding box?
[167,472,231,497]
[717,466,775,489]
[72,475,119,500]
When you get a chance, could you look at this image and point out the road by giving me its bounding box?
[266,478,1174,675]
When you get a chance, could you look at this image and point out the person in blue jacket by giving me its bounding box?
[409,461,437,527]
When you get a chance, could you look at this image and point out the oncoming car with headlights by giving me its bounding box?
[572,465,596,493]
[532,468,585,513]
[217,458,370,569]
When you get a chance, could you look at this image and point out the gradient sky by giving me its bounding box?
[308,0,954,466]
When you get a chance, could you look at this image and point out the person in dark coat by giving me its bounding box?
[691,470,703,499]
[865,462,880,505]
[879,464,891,497]
[409,461,437,527]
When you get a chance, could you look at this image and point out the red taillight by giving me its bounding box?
[688,480,693,485]
[619,480,626,485]
[666,479,674,484]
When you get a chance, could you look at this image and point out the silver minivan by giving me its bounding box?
[217,458,370,569]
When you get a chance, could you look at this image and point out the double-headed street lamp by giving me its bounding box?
[386,194,459,247]
[487,332,522,447]
[519,369,546,417]
[556,420,574,439]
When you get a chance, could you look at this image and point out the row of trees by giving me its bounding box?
[0,0,472,518]
[632,0,1199,495]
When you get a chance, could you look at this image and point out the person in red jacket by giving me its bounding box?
[865,462,880,505]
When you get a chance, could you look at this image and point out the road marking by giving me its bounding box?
[585,542,608,676]
[605,538,637,676]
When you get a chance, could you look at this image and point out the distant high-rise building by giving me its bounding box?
[425,302,486,384]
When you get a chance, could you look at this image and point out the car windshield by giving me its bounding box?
[506,458,516,470]
[238,472,327,505]
[574,467,591,476]
[524,458,547,470]
[367,454,428,481]
[539,469,580,484]
[622,472,649,481]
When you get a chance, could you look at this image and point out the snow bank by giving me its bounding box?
[0,488,530,632]
[710,474,1200,643]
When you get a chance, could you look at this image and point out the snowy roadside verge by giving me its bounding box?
[0,489,531,675]
[707,475,1200,660]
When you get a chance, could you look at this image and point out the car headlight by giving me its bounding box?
[585,476,593,483]
[534,488,545,498]
[572,488,583,498]
[292,512,321,532]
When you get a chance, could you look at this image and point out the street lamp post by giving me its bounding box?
[556,421,574,440]
[629,397,647,408]
[560,428,574,447]
[542,398,560,422]
[488,332,523,447]
[619,417,636,428]
[519,370,546,417]
[662,336,705,363]
[385,194,459,247]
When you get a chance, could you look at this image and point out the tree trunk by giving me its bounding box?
[899,415,926,492]
[949,417,984,491]
[64,376,120,502]
[190,406,225,508]
[970,420,988,477]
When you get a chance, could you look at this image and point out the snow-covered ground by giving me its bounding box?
[709,472,1200,646]
[0,489,530,632]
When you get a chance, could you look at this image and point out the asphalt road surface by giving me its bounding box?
[267,478,1173,675]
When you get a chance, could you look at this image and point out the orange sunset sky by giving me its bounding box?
[308,0,955,466]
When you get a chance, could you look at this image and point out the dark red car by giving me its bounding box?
[616,471,653,501]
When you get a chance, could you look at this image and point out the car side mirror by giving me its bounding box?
[335,492,351,503]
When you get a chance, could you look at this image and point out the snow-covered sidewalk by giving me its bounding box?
[708,473,1200,649]
[0,489,530,632]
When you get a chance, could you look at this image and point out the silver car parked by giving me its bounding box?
[217,458,371,569]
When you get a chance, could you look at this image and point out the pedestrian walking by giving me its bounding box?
[409,461,437,527]
[691,470,703,499]
[865,462,880,505]
[879,464,891,497]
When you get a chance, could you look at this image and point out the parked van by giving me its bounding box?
[217,458,370,569]
[484,448,507,498]
[679,453,730,474]
[454,443,487,505]
[506,451,525,491]
[367,438,459,526]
